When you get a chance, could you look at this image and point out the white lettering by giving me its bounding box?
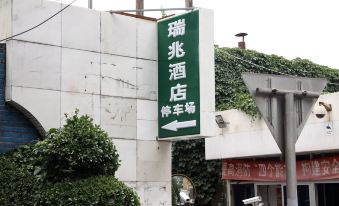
[168,19,186,37]
[169,62,186,80]
[170,83,187,102]
[160,105,171,118]
[168,41,185,60]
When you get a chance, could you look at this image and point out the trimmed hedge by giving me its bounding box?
[36,176,140,206]
[0,145,38,206]
[0,111,140,206]
[34,110,120,181]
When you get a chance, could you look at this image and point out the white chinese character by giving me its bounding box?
[235,163,243,176]
[258,164,267,177]
[173,104,184,116]
[227,163,235,176]
[321,160,331,175]
[168,19,186,37]
[185,102,196,114]
[275,163,284,178]
[161,105,171,118]
[168,41,185,60]
[311,161,321,176]
[332,159,339,174]
[223,163,228,176]
[267,164,275,177]
[243,164,251,177]
[169,62,186,80]
[170,83,187,102]
[301,162,311,176]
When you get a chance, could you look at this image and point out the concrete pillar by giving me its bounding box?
[223,180,232,206]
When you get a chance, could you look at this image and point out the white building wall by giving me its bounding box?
[206,92,339,160]
[2,0,171,205]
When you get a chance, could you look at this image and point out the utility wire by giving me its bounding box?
[224,51,339,86]
[225,51,291,76]
[2,1,339,87]
[0,0,78,43]
[328,82,339,86]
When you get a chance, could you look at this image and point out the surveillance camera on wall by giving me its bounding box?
[242,196,262,205]
[313,104,327,119]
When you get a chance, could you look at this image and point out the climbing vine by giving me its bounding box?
[172,47,339,206]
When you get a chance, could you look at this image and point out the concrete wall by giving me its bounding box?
[0,44,41,153]
[2,0,170,205]
[206,92,339,160]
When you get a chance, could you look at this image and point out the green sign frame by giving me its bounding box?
[158,11,200,138]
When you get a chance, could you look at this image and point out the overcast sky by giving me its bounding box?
[56,0,339,69]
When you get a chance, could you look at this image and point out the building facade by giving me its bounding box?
[206,92,339,206]
[0,0,171,205]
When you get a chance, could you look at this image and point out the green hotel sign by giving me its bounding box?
[158,9,215,139]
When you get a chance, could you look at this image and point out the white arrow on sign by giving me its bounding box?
[161,120,196,131]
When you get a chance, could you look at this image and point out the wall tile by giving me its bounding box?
[100,96,136,139]
[101,54,137,98]
[61,48,100,94]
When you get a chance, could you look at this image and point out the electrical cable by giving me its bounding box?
[225,51,291,76]
[224,51,339,86]
[328,82,339,86]
[2,1,339,87]
[0,0,78,43]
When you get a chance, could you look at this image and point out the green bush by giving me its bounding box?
[36,176,140,206]
[0,145,38,206]
[34,110,120,181]
[1,111,140,206]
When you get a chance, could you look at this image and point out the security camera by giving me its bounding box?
[242,196,262,205]
[179,191,190,203]
[313,104,327,119]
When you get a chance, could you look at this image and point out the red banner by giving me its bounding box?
[222,155,339,181]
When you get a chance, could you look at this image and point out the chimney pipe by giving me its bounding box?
[136,0,144,16]
[235,32,248,49]
[185,0,193,8]
[88,0,92,9]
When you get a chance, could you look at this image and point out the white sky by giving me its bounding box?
[56,0,339,69]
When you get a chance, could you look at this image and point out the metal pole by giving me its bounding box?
[285,93,298,206]
[226,180,231,206]
[88,0,92,9]
[136,0,144,16]
[110,8,195,13]
[185,0,193,8]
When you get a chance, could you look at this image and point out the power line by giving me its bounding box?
[225,51,291,76]
[328,82,339,86]
[224,51,339,86]
[0,0,78,43]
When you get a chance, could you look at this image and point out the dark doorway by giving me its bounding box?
[317,183,339,206]
[283,185,310,206]
[232,184,254,206]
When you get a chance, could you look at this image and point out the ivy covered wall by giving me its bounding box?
[172,47,339,206]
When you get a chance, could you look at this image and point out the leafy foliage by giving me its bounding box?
[36,176,140,206]
[0,145,38,206]
[34,110,120,181]
[215,47,339,117]
[172,139,221,205]
[172,47,339,206]
[0,111,140,206]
